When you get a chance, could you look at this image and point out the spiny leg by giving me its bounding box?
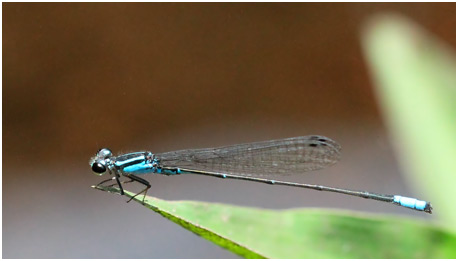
[96,177,125,195]
[115,174,125,195]
[125,174,151,204]
[107,179,135,188]
[96,177,116,187]
[97,169,125,195]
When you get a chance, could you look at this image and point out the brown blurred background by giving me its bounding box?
[3,3,455,258]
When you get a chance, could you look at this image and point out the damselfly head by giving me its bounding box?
[90,148,112,176]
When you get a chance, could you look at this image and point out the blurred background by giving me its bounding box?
[3,3,455,258]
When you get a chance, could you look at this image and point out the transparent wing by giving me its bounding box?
[156,135,341,177]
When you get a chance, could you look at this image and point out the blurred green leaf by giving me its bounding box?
[94,185,455,258]
[362,14,456,230]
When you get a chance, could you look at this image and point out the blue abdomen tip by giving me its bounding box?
[394,195,427,211]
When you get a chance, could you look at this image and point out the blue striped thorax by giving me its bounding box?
[113,151,159,175]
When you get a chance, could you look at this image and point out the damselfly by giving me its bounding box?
[90,135,432,213]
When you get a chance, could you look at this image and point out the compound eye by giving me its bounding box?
[96,148,112,159]
[92,162,107,175]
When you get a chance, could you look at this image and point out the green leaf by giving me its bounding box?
[93,185,455,258]
[362,14,456,230]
